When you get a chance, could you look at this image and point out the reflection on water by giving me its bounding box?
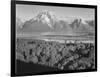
[16,32,95,44]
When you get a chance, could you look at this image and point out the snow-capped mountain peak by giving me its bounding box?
[33,10,57,28]
[19,10,95,34]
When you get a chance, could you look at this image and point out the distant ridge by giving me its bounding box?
[16,10,95,36]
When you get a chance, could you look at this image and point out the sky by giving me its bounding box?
[16,4,95,22]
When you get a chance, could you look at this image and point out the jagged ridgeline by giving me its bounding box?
[16,10,95,36]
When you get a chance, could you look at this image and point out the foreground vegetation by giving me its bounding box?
[16,38,95,70]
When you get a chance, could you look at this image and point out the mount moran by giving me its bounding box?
[16,10,95,36]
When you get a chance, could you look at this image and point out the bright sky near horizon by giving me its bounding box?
[16,4,95,22]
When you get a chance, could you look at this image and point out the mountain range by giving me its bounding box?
[16,10,95,36]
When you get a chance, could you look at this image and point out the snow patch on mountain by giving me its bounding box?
[33,10,58,29]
